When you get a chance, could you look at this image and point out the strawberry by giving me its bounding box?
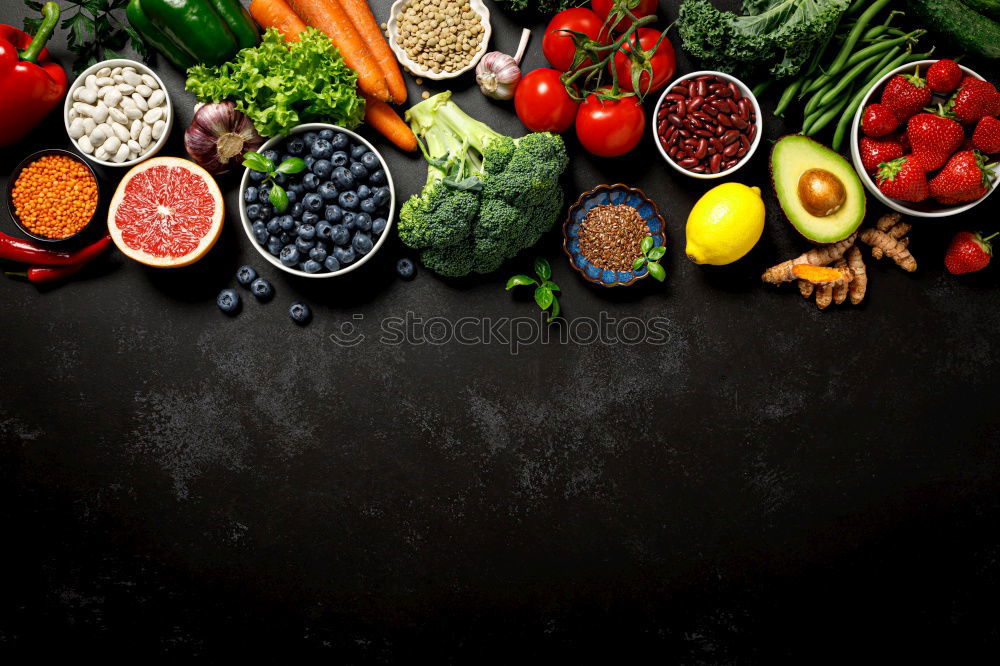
[876,156,929,202]
[906,110,964,171]
[944,231,997,275]
[881,67,932,121]
[949,77,1000,125]
[859,135,904,174]
[972,116,1000,154]
[928,150,996,204]
[927,59,962,94]
[861,103,898,137]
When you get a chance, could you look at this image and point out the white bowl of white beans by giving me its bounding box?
[63,59,173,168]
[386,0,492,81]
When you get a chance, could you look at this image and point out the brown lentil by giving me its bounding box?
[12,155,97,239]
[577,204,649,272]
[396,0,484,74]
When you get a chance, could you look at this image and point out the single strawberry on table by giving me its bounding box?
[876,155,929,203]
[945,231,998,275]
[860,135,904,174]
[881,67,932,121]
[861,103,898,137]
[973,116,1000,154]
[928,150,996,205]
[927,59,962,94]
[949,77,1000,125]
[907,109,964,171]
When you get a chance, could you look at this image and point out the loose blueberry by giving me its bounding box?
[351,144,368,160]
[361,151,379,170]
[258,204,274,220]
[356,184,371,200]
[316,221,334,240]
[246,203,262,220]
[324,204,343,223]
[359,197,378,214]
[312,159,332,179]
[261,149,280,164]
[251,277,274,301]
[266,218,281,235]
[338,190,358,210]
[330,133,349,151]
[396,257,415,280]
[295,236,315,253]
[279,215,295,231]
[349,162,368,180]
[285,189,298,205]
[302,259,322,273]
[319,182,338,201]
[298,224,316,241]
[354,212,372,231]
[331,224,350,246]
[309,245,328,263]
[353,232,373,255]
[372,217,387,234]
[373,186,391,207]
[289,302,312,324]
[332,166,354,189]
[333,244,356,265]
[244,186,259,204]
[289,202,304,219]
[303,192,323,212]
[324,255,341,272]
[279,245,300,267]
[236,265,257,286]
[217,288,241,314]
[310,139,332,159]
[267,236,283,255]
[369,169,386,185]
[330,151,348,167]
[302,211,319,226]
[286,137,305,155]
[302,173,320,191]
[258,186,271,204]
[341,212,355,229]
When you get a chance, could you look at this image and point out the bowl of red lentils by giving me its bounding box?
[563,184,666,287]
[6,149,100,242]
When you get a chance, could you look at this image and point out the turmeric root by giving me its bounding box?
[860,228,917,272]
[799,279,814,298]
[846,245,867,305]
[876,212,902,232]
[761,232,858,283]
[832,259,850,305]
[792,263,852,285]
[815,284,833,310]
[872,216,912,259]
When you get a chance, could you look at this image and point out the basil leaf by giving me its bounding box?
[549,295,560,320]
[276,157,307,174]
[505,275,537,290]
[534,286,553,311]
[534,257,551,280]
[243,152,272,173]
[648,246,666,261]
[633,256,647,270]
[640,236,654,254]
[541,280,560,292]
[647,261,666,282]
[269,184,289,213]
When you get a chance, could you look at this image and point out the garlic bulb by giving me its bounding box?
[476,28,531,101]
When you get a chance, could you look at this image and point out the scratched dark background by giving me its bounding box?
[2,0,1000,661]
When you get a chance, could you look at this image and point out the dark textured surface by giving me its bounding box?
[2,0,1000,661]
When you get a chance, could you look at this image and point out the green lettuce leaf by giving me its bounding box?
[185,28,364,137]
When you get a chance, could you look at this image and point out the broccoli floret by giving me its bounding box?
[420,244,475,278]
[398,182,477,249]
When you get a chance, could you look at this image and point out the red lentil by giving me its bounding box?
[12,155,98,239]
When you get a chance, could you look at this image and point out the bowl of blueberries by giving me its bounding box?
[239,123,395,278]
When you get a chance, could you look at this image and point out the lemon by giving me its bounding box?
[685,183,766,265]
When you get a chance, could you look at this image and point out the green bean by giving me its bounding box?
[824,0,894,80]
[803,80,835,118]
[751,80,773,98]
[845,31,922,70]
[805,95,852,136]
[847,0,868,15]
[775,78,805,117]
[817,53,885,108]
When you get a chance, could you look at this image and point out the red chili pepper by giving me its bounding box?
[5,235,112,284]
[0,233,111,265]
[0,2,68,147]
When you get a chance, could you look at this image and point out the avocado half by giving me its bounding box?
[771,135,866,243]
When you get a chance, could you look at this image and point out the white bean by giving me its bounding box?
[135,84,152,98]
[113,144,131,163]
[141,74,159,90]
[127,139,141,153]
[78,135,94,154]
[123,103,142,120]
[113,74,125,84]
[147,90,165,108]
[102,135,121,153]
[98,85,116,99]
[113,123,130,143]
[151,119,166,140]
[123,71,142,86]
[130,119,142,140]
[139,125,152,148]
[108,107,128,125]
[74,102,98,117]
[95,76,114,87]
[96,67,111,77]
[131,93,148,112]
[82,118,96,134]
[117,84,135,95]
[112,67,122,76]
[68,118,85,139]
[85,74,98,91]
[92,103,109,123]
[89,126,105,144]
[68,108,78,121]
[95,146,108,161]
[143,107,163,124]
[104,89,122,108]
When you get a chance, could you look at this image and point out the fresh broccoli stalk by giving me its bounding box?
[397,92,568,278]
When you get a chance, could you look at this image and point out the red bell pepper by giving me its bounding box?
[0,2,67,147]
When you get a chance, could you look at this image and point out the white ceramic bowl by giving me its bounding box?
[63,59,172,168]
[652,71,762,180]
[850,59,998,218]
[239,123,396,279]
[386,0,491,81]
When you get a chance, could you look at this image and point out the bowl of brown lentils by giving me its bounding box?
[387,0,491,80]
[563,184,667,287]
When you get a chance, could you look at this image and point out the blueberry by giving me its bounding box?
[285,189,298,205]
[333,244,356,265]
[319,129,335,140]
[361,151,379,170]
[324,255,341,272]
[286,137,305,155]
[351,144,367,160]
[319,182,338,201]
[217,288,240,314]
[246,203,262,220]
[341,212,355,229]
[303,192,323,212]
[236,265,257,286]
[330,151,348,167]
[288,182,304,196]
[324,204,343,223]
[279,232,293,245]
[360,197,378,214]
[273,173,288,187]
[249,169,266,183]
[261,149,280,164]
[309,245,328,263]
[298,224,316,241]
[302,132,319,146]
[356,184,371,200]
[373,186,391,207]
[301,173,318,192]
[349,162,368,180]
[331,133,349,151]
[302,211,319,226]
[396,257,415,280]
[258,185,271,204]
[289,302,312,324]
[302,259,322,273]
[304,155,317,169]
[289,202,304,219]
[295,236,315,253]
[338,190,359,210]
[372,217,387,234]
[266,218,281,235]
[316,221,334,240]
[369,169,386,185]
[354,212,372,231]
[310,139,332,159]
[258,204,274,220]
[332,166,354,189]
[251,277,274,301]
[312,159,332,179]
[353,231,373,255]
[267,236,283,255]
[279,215,295,231]
[244,186,259,204]
[279,245,300,267]
[331,224,350,246]
[253,222,268,243]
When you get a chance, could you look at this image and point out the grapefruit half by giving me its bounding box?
[108,157,224,267]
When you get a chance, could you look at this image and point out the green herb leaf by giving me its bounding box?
[640,236,654,255]
[648,246,666,261]
[242,152,273,174]
[269,184,289,213]
[549,295,560,320]
[276,158,307,175]
[534,286,554,311]
[633,256,647,270]
[541,280,560,292]
[647,261,666,282]
[505,275,537,290]
[534,257,552,280]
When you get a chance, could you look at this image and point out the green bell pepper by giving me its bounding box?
[127,0,259,70]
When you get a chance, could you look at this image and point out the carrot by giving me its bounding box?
[363,94,417,152]
[339,0,407,104]
[249,0,307,41]
[288,0,390,102]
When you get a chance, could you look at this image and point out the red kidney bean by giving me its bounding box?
[701,104,718,117]
[668,114,683,128]
[670,85,688,95]
[690,165,707,173]
[722,130,740,145]
[695,80,706,97]
[688,96,703,112]
[668,145,678,157]
[736,145,748,158]
[676,99,687,117]
[663,94,684,103]
[739,134,750,151]
[695,139,707,159]
[738,98,750,120]
[729,82,742,101]
[717,114,733,128]
[657,120,668,135]
[723,142,740,157]
[710,154,722,173]
[678,129,691,138]
[679,158,699,168]
[749,124,757,141]
[730,114,747,130]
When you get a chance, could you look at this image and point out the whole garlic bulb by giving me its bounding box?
[476,29,531,101]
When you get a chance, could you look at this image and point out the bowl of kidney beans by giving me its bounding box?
[653,71,761,179]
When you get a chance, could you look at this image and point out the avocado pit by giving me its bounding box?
[798,168,847,218]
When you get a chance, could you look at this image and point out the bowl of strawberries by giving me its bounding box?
[851,58,999,218]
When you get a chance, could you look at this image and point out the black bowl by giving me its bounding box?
[5,148,101,243]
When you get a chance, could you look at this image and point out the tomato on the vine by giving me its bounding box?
[542,8,605,72]
[575,90,645,157]
[610,28,676,95]
[591,0,658,33]
[515,69,579,134]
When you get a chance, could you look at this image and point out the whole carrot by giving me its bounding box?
[362,94,417,151]
[249,0,307,41]
[289,0,389,102]
[339,0,407,104]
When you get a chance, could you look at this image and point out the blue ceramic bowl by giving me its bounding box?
[562,184,667,287]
